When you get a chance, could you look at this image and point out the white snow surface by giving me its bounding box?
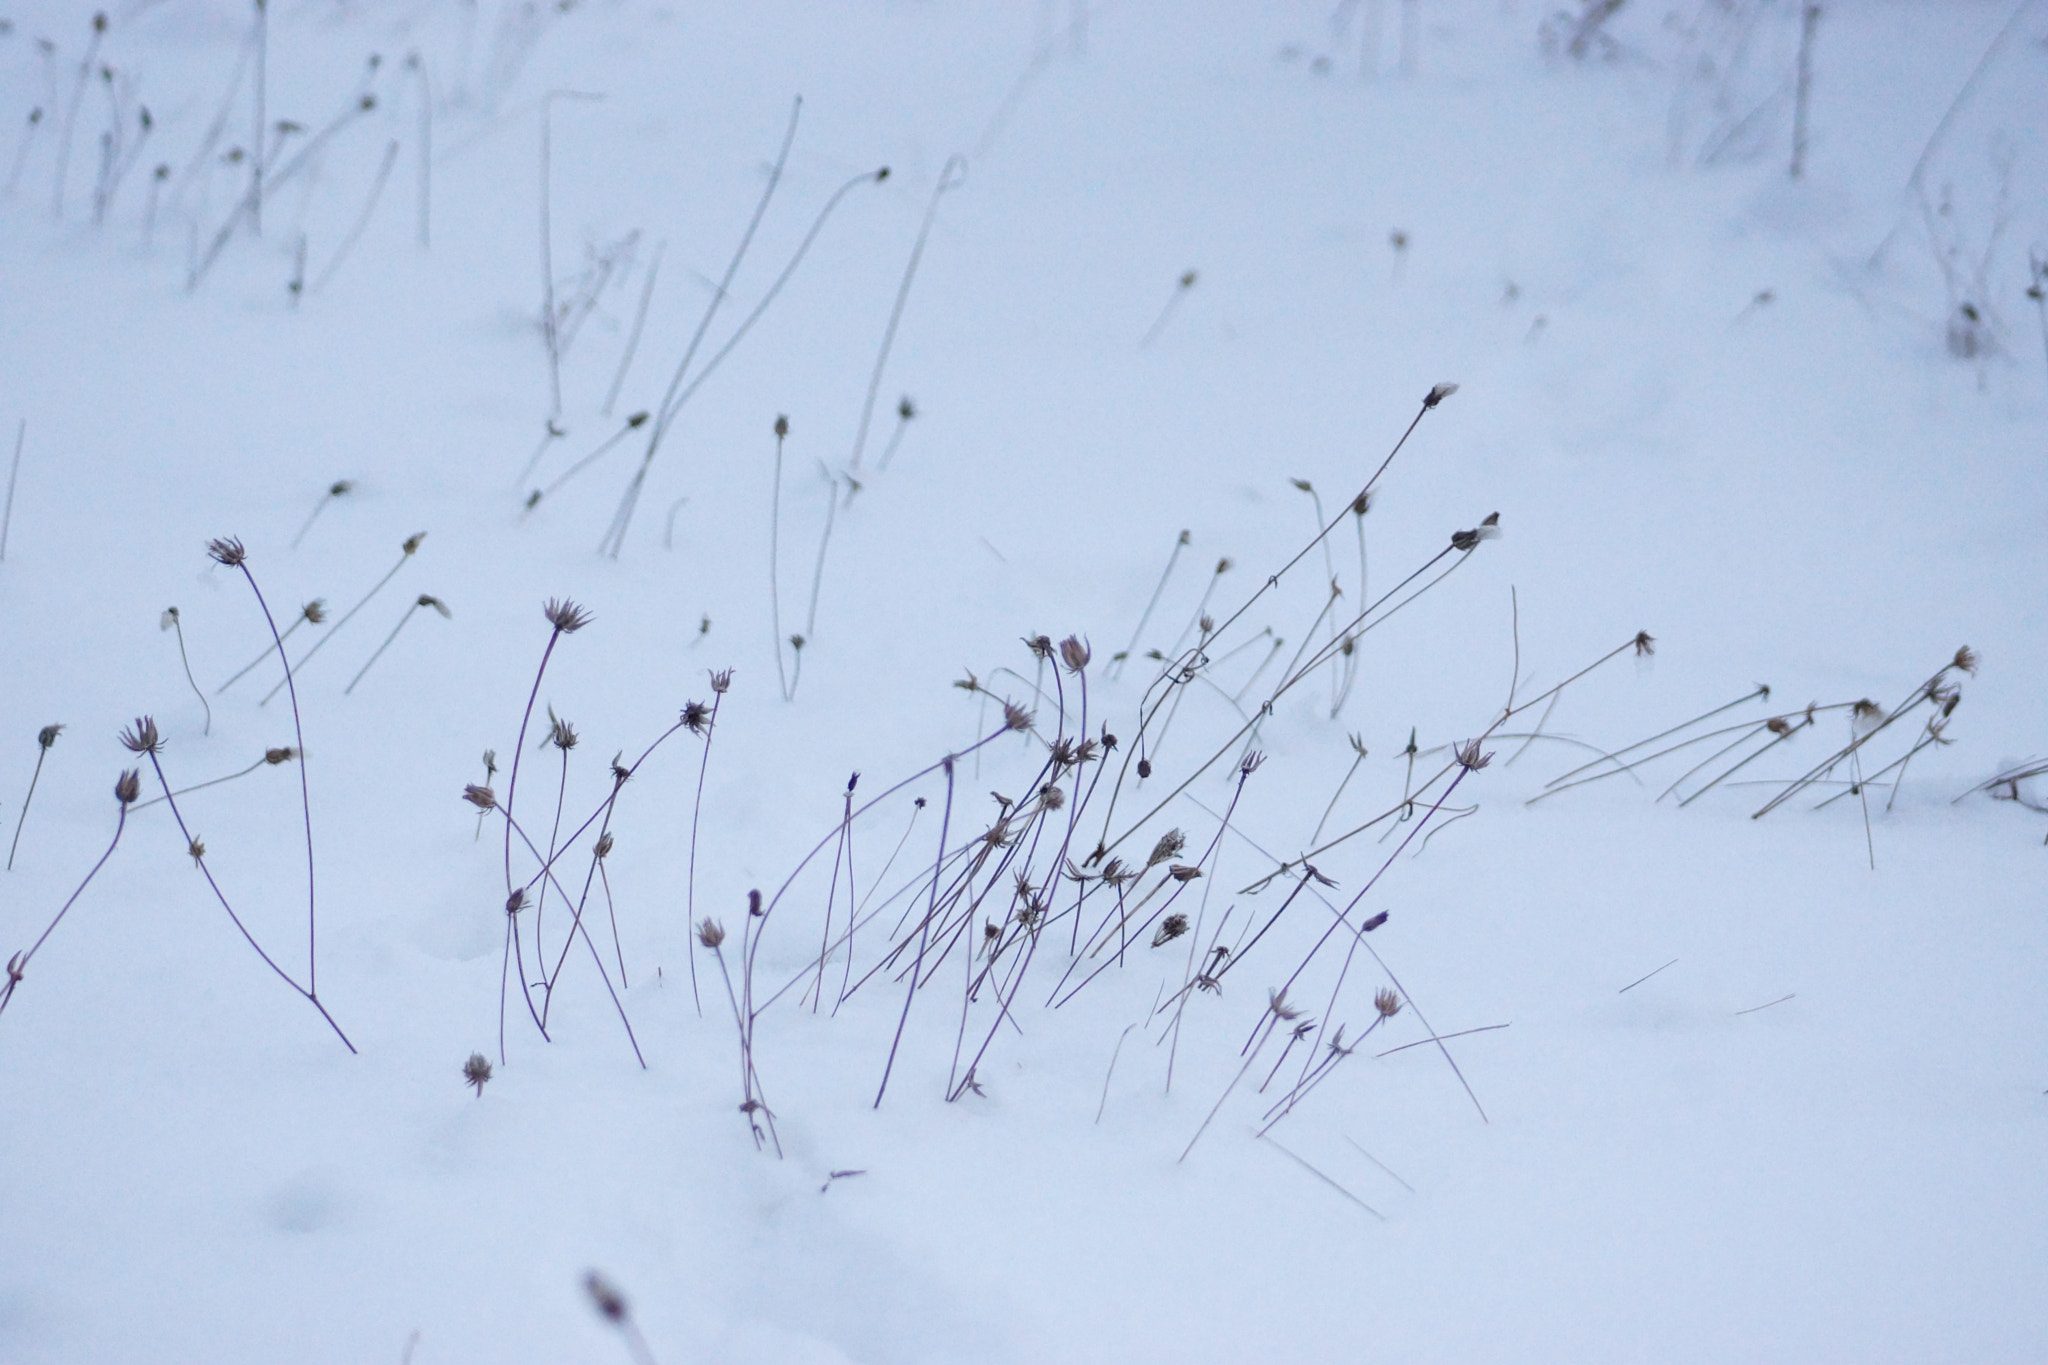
[1,1,2045,1361]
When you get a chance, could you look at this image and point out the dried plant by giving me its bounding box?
[6,723,62,871]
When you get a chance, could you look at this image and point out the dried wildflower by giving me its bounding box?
[1424,381,1459,408]
[462,1052,492,1096]
[1075,738,1100,765]
[1765,717,1791,736]
[683,700,712,734]
[696,917,726,949]
[709,668,733,694]
[953,669,981,693]
[1102,859,1137,888]
[1361,910,1389,931]
[1146,829,1187,867]
[36,724,62,750]
[1851,699,1883,730]
[1375,987,1402,1018]
[583,1271,629,1324]
[1168,864,1202,882]
[1038,783,1065,810]
[595,833,614,859]
[1002,700,1032,732]
[187,837,206,866]
[419,594,452,618]
[462,784,497,810]
[547,712,578,751]
[898,395,917,421]
[1024,634,1054,660]
[1199,614,1216,637]
[1455,739,1493,770]
[1269,988,1303,1021]
[1152,913,1189,947]
[505,888,525,915]
[160,606,181,630]
[118,716,162,755]
[115,770,140,805]
[481,749,497,777]
[402,532,426,555]
[1352,490,1372,516]
[1136,757,1153,779]
[983,921,1001,942]
[205,537,247,566]
[774,414,789,438]
[1057,635,1093,672]
[1951,646,1979,676]
[543,598,592,633]
[1291,477,1315,493]
[1240,749,1266,777]
[1050,738,1077,768]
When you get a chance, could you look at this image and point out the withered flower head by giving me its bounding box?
[1214,557,1233,575]
[1352,490,1372,516]
[1025,634,1054,660]
[1765,717,1791,735]
[328,479,354,498]
[302,599,328,623]
[1424,381,1459,408]
[1375,987,1402,1018]
[463,783,496,810]
[36,724,63,749]
[481,749,498,776]
[1168,863,1202,882]
[119,716,162,755]
[265,747,296,764]
[1146,829,1186,867]
[626,411,649,428]
[402,532,426,554]
[898,395,917,421]
[1038,783,1066,810]
[1240,750,1266,776]
[1633,630,1655,657]
[462,1052,492,1096]
[1455,739,1493,770]
[1136,757,1153,779]
[420,594,452,618]
[187,837,206,866]
[1049,738,1076,768]
[1180,269,1199,288]
[984,921,1001,942]
[115,769,140,805]
[1951,646,1979,676]
[547,713,578,751]
[543,598,592,633]
[160,606,180,629]
[1269,989,1303,1021]
[683,700,712,734]
[1851,699,1883,730]
[774,414,789,438]
[1291,477,1314,493]
[709,668,733,694]
[1451,527,1480,552]
[696,917,726,948]
[1152,913,1189,947]
[206,536,247,566]
[1002,700,1032,732]
[610,753,631,787]
[595,833,614,859]
[748,889,763,917]
[505,888,525,915]
[583,1271,629,1324]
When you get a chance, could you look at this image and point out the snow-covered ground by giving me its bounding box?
[2,1,2044,1360]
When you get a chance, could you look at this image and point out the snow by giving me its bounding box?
[1,1,2044,1361]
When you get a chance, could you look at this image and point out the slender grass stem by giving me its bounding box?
[0,776,129,1026]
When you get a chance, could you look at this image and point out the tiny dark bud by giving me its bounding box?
[1362,910,1389,931]
[774,415,789,438]
[115,769,140,804]
[1137,758,1152,779]
[37,724,63,749]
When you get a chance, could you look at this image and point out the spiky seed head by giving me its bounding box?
[114,769,140,805]
[505,888,525,915]
[709,668,733,694]
[984,921,1001,941]
[1146,829,1186,867]
[264,747,296,764]
[462,1052,492,1095]
[696,918,726,948]
[1269,989,1303,1021]
[119,717,162,755]
[543,598,592,633]
[1002,700,1032,732]
[774,414,789,438]
[1152,913,1189,947]
[187,837,205,865]
[206,537,247,566]
[1059,636,1091,673]
[1025,634,1053,660]
[1199,614,1215,636]
[1424,381,1459,408]
[462,784,496,810]
[402,532,426,554]
[683,701,712,734]
[1168,864,1201,882]
[1455,739,1493,770]
[583,1272,628,1324]
[595,833,614,859]
[36,724,62,749]
[421,594,452,617]
[1240,750,1266,777]
[610,753,631,787]
[1375,987,1401,1017]
[1952,646,1979,675]
[548,715,578,751]
[302,599,328,623]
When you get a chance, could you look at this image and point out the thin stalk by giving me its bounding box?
[261,536,423,705]
[769,420,789,700]
[218,602,320,693]
[311,138,400,293]
[684,687,726,1015]
[7,726,61,871]
[875,756,956,1109]
[800,467,841,647]
[848,156,967,470]
[291,481,354,551]
[602,241,662,417]
[162,608,213,735]
[0,780,129,1026]
[133,748,292,811]
[1109,529,1189,680]
[347,595,448,694]
[1,419,25,562]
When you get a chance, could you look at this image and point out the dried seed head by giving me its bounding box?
[1851,699,1883,731]
[1002,700,1032,732]
[119,716,162,755]
[1146,829,1187,867]
[610,753,631,787]
[506,888,525,915]
[402,532,426,554]
[543,598,593,633]
[187,837,206,865]
[583,1272,629,1324]
[328,479,354,498]
[1026,634,1054,660]
[1291,477,1314,493]
[1765,717,1791,736]
[547,714,578,751]
[1214,557,1233,575]
[1199,614,1215,636]
[1136,757,1152,779]
[1951,646,1979,676]
[1168,863,1202,882]
[1050,738,1077,768]
[1059,635,1091,672]
[748,889,763,917]
[160,606,180,630]
[627,411,649,428]
[115,769,140,805]
[205,537,247,566]
[984,921,1002,941]
[302,599,328,623]
[683,700,712,734]
[420,594,452,618]
[1037,782,1065,810]
[1633,630,1655,657]
[1152,913,1189,947]
[1375,987,1402,1017]
[1424,381,1459,408]
[36,724,63,749]
[1179,269,1198,288]
[265,746,296,764]
[481,749,498,776]
[462,1052,492,1096]
[898,395,917,421]
[774,414,789,438]
[1351,490,1372,516]
[1363,909,1388,931]
[709,668,733,693]
[1240,749,1266,776]
[1269,989,1304,1021]
[1455,739,1493,770]
[696,917,726,948]
[463,783,497,810]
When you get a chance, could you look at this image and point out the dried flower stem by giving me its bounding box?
[133,746,294,810]
[6,725,60,871]
[848,156,966,471]
[261,536,423,705]
[0,777,128,1027]
[0,419,23,563]
[1108,528,1190,680]
[602,241,662,417]
[875,757,957,1109]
